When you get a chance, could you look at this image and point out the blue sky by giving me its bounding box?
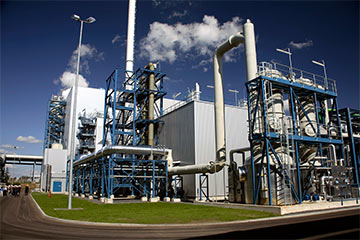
[1,0,359,175]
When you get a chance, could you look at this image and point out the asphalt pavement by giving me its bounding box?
[1,192,359,239]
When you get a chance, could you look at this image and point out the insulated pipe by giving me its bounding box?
[329,144,337,165]
[125,0,136,74]
[168,162,216,175]
[213,32,245,166]
[230,147,251,165]
[168,30,254,176]
[74,145,170,167]
[148,63,155,146]
[244,19,258,81]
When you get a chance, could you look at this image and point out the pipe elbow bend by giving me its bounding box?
[229,33,245,47]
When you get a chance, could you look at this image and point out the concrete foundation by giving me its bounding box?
[194,199,360,215]
[150,197,160,203]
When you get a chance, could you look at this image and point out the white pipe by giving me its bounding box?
[168,162,216,175]
[329,144,337,165]
[213,32,245,165]
[74,145,170,167]
[168,24,257,176]
[125,0,136,74]
[244,19,258,81]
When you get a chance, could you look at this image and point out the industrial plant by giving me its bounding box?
[39,0,359,209]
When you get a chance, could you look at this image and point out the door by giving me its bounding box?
[52,181,62,192]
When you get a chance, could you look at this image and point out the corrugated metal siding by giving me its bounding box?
[159,100,249,199]
[159,102,196,197]
[159,102,195,165]
[193,101,249,199]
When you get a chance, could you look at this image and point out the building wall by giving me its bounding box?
[159,100,249,200]
[42,149,67,192]
[159,102,195,165]
[42,87,105,192]
[63,87,105,157]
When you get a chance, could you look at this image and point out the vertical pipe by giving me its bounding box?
[261,79,272,205]
[313,92,320,136]
[295,141,302,203]
[335,99,345,160]
[125,0,136,75]
[82,168,85,194]
[265,139,272,205]
[148,63,155,146]
[165,161,168,198]
[90,167,93,197]
[152,158,156,198]
[101,160,104,197]
[108,158,111,198]
[244,19,258,82]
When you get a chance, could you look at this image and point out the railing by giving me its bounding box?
[258,61,337,93]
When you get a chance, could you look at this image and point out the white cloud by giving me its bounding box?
[139,15,243,67]
[57,71,89,88]
[1,144,14,149]
[0,145,24,150]
[112,34,121,44]
[16,136,42,144]
[54,44,104,90]
[0,149,16,154]
[168,10,188,19]
[289,40,313,49]
[68,44,104,74]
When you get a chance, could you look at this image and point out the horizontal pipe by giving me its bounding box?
[74,145,170,167]
[229,147,251,165]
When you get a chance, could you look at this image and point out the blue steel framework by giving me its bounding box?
[339,108,360,189]
[43,96,66,150]
[246,65,344,205]
[199,174,210,201]
[76,113,96,156]
[72,67,169,199]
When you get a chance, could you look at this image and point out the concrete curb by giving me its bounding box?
[30,193,360,228]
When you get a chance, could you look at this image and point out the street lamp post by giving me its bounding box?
[68,14,96,210]
[228,89,239,106]
[276,48,293,79]
[312,60,328,90]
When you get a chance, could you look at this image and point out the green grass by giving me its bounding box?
[32,193,277,224]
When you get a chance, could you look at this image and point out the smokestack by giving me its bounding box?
[244,19,258,81]
[125,0,136,74]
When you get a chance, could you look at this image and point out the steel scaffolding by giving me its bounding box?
[43,95,66,149]
[77,112,96,156]
[246,62,345,205]
[72,66,168,200]
[339,108,360,189]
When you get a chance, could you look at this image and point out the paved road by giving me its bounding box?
[1,193,359,239]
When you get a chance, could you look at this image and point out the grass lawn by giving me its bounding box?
[32,193,277,224]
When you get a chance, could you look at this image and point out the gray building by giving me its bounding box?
[159,99,249,200]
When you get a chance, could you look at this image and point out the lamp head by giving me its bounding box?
[72,14,81,21]
[86,17,96,24]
